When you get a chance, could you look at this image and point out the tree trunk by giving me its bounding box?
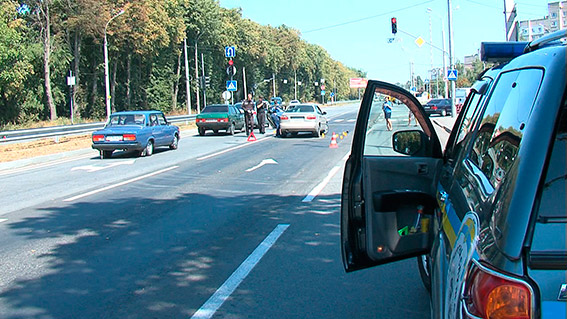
[90,54,98,115]
[126,53,131,108]
[73,32,81,116]
[111,59,118,112]
[172,50,181,110]
[41,0,57,121]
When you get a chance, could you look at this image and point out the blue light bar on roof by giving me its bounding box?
[480,42,529,63]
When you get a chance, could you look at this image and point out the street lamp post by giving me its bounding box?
[447,0,457,117]
[104,9,125,121]
[427,8,448,99]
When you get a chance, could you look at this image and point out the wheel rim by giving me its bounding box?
[172,135,178,148]
[146,141,153,156]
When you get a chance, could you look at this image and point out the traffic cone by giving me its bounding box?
[329,132,338,148]
[247,131,257,142]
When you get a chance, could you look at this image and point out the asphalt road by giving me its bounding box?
[0,103,434,319]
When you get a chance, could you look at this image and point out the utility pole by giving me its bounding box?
[243,67,247,98]
[183,38,191,115]
[194,35,201,113]
[272,73,276,98]
[294,70,298,100]
[201,52,206,108]
[447,0,456,117]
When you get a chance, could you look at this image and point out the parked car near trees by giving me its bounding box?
[92,111,179,159]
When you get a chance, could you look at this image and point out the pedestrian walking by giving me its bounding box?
[242,93,255,136]
[383,97,393,131]
[257,96,268,134]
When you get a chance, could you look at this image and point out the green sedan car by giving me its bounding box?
[196,104,245,136]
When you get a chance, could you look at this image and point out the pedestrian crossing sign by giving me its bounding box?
[226,80,237,91]
[447,69,458,81]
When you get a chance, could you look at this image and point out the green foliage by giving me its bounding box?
[1,0,365,127]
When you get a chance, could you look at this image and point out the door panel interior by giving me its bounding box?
[363,156,440,262]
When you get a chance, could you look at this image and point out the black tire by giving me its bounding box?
[101,150,113,159]
[228,123,235,135]
[290,132,298,137]
[417,255,432,292]
[169,134,179,150]
[141,140,154,157]
[198,127,205,136]
[313,125,321,138]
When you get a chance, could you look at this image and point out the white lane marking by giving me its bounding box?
[71,159,136,173]
[197,137,270,161]
[0,219,7,223]
[347,119,356,122]
[334,119,345,123]
[63,165,178,202]
[191,224,290,319]
[302,152,350,202]
[245,159,278,172]
[0,153,94,177]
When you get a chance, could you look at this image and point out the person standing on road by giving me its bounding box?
[242,93,255,136]
[257,96,268,134]
[270,103,284,137]
[383,97,393,131]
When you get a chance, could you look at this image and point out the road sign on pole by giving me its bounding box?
[226,80,237,92]
[447,69,458,81]
[226,66,237,76]
[225,46,236,58]
[222,91,231,100]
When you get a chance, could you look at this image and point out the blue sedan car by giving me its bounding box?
[92,111,180,159]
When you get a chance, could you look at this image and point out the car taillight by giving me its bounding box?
[93,134,104,142]
[280,115,289,120]
[432,106,438,110]
[464,262,532,319]
[196,118,203,123]
[123,134,136,141]
[218,118,228,122]
[306,115,317,120]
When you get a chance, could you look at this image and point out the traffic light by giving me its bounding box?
[391,17,397,34]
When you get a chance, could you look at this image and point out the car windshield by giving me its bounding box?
[287,105,314,113]
[427,99,443,105]
[203,105,229,113]
[107,114,145,126]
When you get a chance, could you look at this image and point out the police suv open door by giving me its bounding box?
[341,80,443,272]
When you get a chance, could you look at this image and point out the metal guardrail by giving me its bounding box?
[0,114,196,144]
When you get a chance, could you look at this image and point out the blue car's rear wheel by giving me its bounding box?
[141,140,154,157]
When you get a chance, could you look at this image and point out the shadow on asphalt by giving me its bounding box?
[1,190,429,318]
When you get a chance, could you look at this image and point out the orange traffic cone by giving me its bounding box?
[247,131,257,142]
[329,132,338,148]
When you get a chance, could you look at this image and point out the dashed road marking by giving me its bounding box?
[191,224,290,319]
[63,165,179,202]
[302,152,350,202]
[334,119,344,122]
[0,219,7,224]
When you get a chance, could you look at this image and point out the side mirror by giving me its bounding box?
[322,111,327,115]
[392,130,427,156]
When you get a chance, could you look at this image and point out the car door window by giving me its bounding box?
[468,68,544,190]
[158,114,167,125]
[364,92,425,156]
[149,114,158,126]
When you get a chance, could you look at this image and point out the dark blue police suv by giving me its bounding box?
[341,30,567,318]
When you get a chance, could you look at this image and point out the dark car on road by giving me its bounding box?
[341,30,567,319]
[196,104,245,136]
[92,110,179,159]
[423,98,452,116]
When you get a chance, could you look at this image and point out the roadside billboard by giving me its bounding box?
[349,78,368,88]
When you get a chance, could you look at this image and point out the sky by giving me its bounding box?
[218,0,549,84]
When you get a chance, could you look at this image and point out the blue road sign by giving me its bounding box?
[225,46,236,58]
[447,69,458,81]
[321,90,326,96]
[227,80,237,92]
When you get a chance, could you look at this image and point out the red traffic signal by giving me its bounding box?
[228,59,234,66]
[391,17,397,34]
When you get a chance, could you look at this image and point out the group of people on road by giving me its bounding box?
[241,93,285,137]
